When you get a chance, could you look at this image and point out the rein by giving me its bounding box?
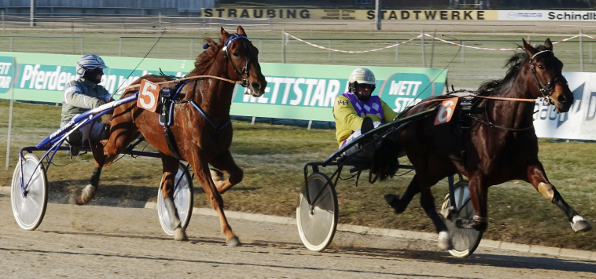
[465,94,535,131]
[467,94,536,102]
[435,90,538,132]
[115,74,242,95]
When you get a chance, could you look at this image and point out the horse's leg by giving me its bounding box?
[160,155,188,241]
[75,126,109,205]
[466,174,489,232]
[209,150,242,194]
[103,107,138,159]
[75,162,101,205]
[526,162,592,232]
[419,185,453,250]
[384,174,421,214]
[409,169,452,250]
[190,153,240,246]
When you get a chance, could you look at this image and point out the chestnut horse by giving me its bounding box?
[78,26,267,246]
[383,39,591,249]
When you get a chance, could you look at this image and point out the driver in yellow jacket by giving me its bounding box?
[333,68,399,155]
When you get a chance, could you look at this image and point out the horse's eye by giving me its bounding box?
[233,52,239,57]
[538,65,545,70]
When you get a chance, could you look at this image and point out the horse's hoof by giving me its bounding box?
[384,194,404,214]
[173,227,188,241]
[571,215,592,232]
[75,185,96,206]
[471,222,488,232]
[438,231,454,250]
[457,216,488,231]
[440,206,456,220]
[226,236,242,247]
[210,169,224,182]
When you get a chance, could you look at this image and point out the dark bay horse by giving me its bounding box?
[383,38,591,249]
[78,26,267,246]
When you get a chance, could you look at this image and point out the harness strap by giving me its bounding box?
[530,50,552,60]
[189,101,231,132]
[529,50,564,102]
[468,113,534,132]
[223,33,252,88]
[164,126,184,161]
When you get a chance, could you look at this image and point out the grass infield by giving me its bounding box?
[1,99,595,251]
[1,22,596,250]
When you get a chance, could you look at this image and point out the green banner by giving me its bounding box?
[0,56,16,94]
[0,52,189,103]
[0,52,447,122]
[232,65,447,121]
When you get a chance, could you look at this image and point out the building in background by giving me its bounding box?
[0,0,594,17]
[214,0,593,9]
[0,0,214,16]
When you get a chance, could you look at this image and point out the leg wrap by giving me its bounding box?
[164,196,181,229]
[90,168,102,187]
[538,182,555,202]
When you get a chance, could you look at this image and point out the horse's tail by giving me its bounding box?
[370,136,401,182]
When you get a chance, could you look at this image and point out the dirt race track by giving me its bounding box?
[0,191,594,279]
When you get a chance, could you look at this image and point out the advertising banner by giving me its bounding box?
[499,10,596,21]
[0,52,447,122]
[0,52,189,103]
[534,72,596,140]
[0,56,16,95]
[201,8,498,21]
[231,65,447,121]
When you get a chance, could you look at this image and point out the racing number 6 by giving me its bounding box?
[137,79,160,112]
[434,97,458,125]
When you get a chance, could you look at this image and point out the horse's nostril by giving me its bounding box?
[558,94,567,104]
[251,82,261,90]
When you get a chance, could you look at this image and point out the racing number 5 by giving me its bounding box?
[434,97,458,125]
[137,79,160,112]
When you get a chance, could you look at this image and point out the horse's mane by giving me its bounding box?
[477,44,549,96]
[187,35,225,76]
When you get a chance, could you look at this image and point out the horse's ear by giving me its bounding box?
[544,38,553,51]
[220,27,230,40]
[522,38,536,57]
[237,25,247,37]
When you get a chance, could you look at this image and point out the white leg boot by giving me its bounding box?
[164,196,188,241]
[75,184,97,205]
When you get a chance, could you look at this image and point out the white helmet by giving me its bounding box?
[76,54,107,76]
[348,67,376,85]
[348,68,376,97]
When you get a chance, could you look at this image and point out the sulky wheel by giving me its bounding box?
[11,153,48,231]
[441,181,483,258]
[296,172,338,252]
[157,163,193,236]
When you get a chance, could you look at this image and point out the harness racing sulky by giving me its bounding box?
[297,38,592,258]
[11,26,267,247]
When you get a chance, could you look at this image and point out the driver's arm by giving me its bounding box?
[381,101,399,121]
[63,81,106,109]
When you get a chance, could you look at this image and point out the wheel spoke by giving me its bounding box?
[442,184,483,258]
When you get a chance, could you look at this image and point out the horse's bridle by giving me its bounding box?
[222,33,254,88]
[529,50,566,104]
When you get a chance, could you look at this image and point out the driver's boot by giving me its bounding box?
[358,117,375,157]
[67,129,83,157]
